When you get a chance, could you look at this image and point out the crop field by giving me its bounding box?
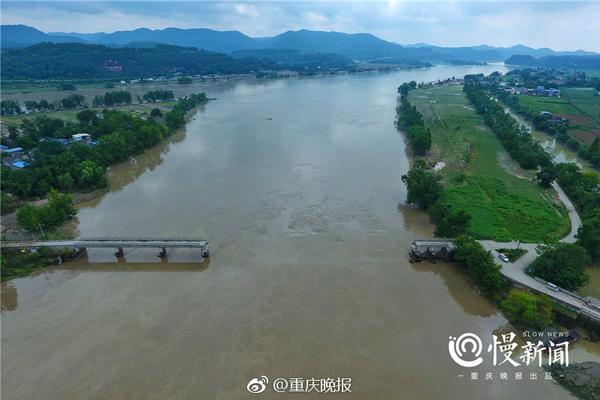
[517,95,579,115]
[560,87,600,124]
[409,84,570,243]
[517,88,600,146]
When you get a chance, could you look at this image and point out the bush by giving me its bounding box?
[16,189,76,233]
[501,289,553,330]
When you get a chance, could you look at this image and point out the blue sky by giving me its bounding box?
[2,1,599,51]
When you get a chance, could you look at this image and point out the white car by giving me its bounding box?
[546,282,560,292]
[498,253,510,263]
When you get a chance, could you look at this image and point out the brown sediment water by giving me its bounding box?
[2,65,596,400]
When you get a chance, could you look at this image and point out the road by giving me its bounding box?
[478,182,600,321]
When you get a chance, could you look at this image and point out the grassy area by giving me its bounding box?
[496,248,527,262]
[409,84,570,243]
[517,95,579,115]
[561,87,600,124]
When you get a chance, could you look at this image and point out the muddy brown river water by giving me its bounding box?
[2,65,598,399]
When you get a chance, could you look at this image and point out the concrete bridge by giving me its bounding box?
[2,238,210,259]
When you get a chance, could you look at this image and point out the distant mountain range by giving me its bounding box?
[505,54,600,69]
[2,24,597,63]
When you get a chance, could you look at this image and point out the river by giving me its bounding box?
[2,65,598,399]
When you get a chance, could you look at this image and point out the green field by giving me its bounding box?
[561,87,600,124]
[516,88,600,146]
[517,95,579,115]
[409,85,570,243]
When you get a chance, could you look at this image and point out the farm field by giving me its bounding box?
[408,85,570,243]
[517,88,600,146]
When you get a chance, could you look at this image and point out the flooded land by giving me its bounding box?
[2,65,598,399]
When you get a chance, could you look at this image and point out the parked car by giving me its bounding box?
[498,253,510,263]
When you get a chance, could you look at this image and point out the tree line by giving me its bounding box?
[396,81,431,156]
[1,94,87,115]
[463,77,552,170]
[92,91,132,107]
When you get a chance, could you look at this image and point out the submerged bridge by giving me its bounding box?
[2,238,210,259]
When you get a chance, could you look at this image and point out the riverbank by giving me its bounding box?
[1,96,206,279]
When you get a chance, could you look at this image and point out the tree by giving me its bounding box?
[61,94,87,110]
[434,210,471,237]
[453,235,504,298]
[150,108,162,117]
[76,109,99,126]
[577,214,600,261]
[1,99,22,115]
[77,160,106,188]
[15,190,76,233]
[406,125,431,155]
[401,160,443,210]
[56,172,75,191]
[501,289,552,330]
[165,109,185,130]
[529,243,591,291]
[1,192,17,215]
[16,204,41,232]
[537,164,557,188]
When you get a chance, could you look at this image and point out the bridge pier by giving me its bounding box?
[201,244,210,258]
[158,247,167,258]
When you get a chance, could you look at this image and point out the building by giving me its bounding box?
[409,240,455,262]
[1,146,24,156]
[72,133,92,144]
[11,160,27,169]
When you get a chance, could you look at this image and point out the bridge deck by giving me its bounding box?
[2,238,208,249]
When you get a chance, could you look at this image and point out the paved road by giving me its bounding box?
[478,183,600,321]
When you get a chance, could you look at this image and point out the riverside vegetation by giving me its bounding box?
[1,92,209,278]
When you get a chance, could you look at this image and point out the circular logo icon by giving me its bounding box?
[448,333,484,367]
[247,376,268,394]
